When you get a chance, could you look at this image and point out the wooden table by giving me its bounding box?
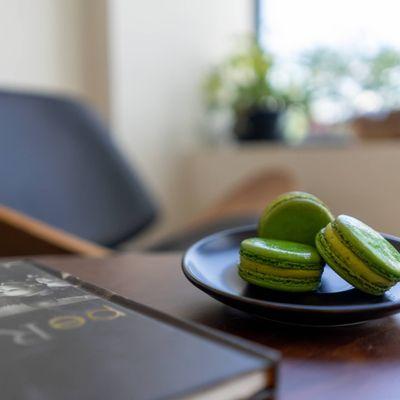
[37,252,400,400]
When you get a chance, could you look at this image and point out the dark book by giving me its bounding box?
[0,260,279,400]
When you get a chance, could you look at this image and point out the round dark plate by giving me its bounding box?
[182,225,400,326]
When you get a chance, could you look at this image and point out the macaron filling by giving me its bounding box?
[240,250,322,270]
[240,256,322,279]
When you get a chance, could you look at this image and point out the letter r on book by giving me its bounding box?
[0,324,51,346]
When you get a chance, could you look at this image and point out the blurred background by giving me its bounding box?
[1,0,400,253]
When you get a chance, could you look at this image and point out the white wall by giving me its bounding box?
[188,141,400,235]
[0,0,109,117]
[0,0,85,96]
[108,0,252,229]
[0,0,253,235]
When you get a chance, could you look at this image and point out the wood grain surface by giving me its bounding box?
[36,252,400,400]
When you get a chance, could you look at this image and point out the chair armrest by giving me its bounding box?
[146,169,297,251]
[0,205,110,257]
[188,169,297,227]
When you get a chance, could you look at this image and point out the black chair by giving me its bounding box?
[0,90,157,248]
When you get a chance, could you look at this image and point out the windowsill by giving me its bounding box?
[199,135,400,152]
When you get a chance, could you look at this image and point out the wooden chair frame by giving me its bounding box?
[0,205,110,257]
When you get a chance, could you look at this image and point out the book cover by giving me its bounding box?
[0,260,278,400]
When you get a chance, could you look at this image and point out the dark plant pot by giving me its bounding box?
[234,108,282,141]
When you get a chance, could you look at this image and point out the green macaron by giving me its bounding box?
[239,237,324,292]
[316,215,400,295]
[258,192,334,246]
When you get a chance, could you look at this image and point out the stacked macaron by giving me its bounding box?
[238,191,400,295]
[258,191,334,246]
[239,192,333,293]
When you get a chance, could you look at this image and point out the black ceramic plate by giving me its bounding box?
[182,225,400,326]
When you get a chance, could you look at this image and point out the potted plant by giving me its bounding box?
[203,37,308,141]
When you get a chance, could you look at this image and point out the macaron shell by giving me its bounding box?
[316,228,394,296]
[238,266,321,292]
[258,192,334,246]
[240,237,323,267]
[333,215,400,280]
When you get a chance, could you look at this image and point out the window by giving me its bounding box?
[256,0,400,140]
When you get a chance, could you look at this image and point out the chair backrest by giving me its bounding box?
[0,90,157,247]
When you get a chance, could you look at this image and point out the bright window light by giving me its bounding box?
[258,0,400,137]
[259,0,400,58]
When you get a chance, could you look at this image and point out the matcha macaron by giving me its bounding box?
[258,192,334,246]
[316,215,400,295]
[239,237,324,292]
